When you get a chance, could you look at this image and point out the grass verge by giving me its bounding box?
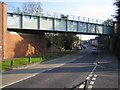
[0,51,77,71]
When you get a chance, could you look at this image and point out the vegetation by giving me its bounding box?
[0,51,77,71]
[13,2,43,15]
[60,14,68,19]
[98,19,113,49]
[102,19,113,26]
[97,36,110,49]
[45,33,79,50]
[113,1,120,60]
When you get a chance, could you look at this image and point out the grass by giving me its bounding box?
[0,50,77,71]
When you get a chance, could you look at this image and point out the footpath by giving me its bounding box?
[91,50,120,89]
[1,50,87,88]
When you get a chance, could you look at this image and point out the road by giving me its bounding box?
[2,45,119,89]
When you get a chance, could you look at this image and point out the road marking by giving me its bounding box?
[85,55,99,89]
[94,74,98,77]
[91,64,97,73]
[86,77,90,80]
[70,57,82,62]
[88,85,93,89]
[92,77,96,80]
[88,74,93,77]
[90,81,95,85]
[1,73,37,89]
[79,84,85,88]
[86,74,98,89]
[47,68,54,71]
[1,63,66,88]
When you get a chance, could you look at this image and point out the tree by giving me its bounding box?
[112,1,120,59]
[14,2,43,15]
[102,19,113,26]
[60,14,68,19]
[45,33,79,50]
[114,1,120,28]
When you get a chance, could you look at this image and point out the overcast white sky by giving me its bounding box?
[2,0,117,40]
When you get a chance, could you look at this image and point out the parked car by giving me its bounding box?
[91,48,99,54]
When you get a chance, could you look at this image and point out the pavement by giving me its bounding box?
[92,50,120,89]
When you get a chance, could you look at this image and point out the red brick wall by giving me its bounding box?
[0,2,6,61]
[0,3,2,60]
[4,31,48,59]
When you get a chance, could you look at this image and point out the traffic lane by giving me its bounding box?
[4,64,95,88]
[70,54,98,64]
[4,53,98,88]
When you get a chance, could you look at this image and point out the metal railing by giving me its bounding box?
[8,6,104,24]
[40,11,104,24]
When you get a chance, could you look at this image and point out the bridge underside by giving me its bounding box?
[7,12,113,36]
[8,28,112,36]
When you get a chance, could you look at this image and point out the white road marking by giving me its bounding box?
[92,77,96,80]
[88,74,93,77]
[94,74,98,77]
[47,68,53,71]
[90,72,93,75]
[70,56,84,63]
[90,81,95,85]
[1,74,37,89]
[1,63,66,88]
[79,84,85,88]
[88,85,93,89]
[91,64,97,73]
[86,77,90,80]
[85,55,99,89]
[70,59,76,62]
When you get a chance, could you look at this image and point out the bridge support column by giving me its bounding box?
[0,2,7,61]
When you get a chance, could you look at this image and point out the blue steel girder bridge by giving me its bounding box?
[7,12,113,35]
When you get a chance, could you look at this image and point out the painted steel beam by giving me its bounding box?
[7,12,113,35]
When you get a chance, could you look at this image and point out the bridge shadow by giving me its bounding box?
[2,61,118,75]
[13,32,46,58]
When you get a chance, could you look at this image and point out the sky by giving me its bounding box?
[5,0,116,20]
[1,0,117,40]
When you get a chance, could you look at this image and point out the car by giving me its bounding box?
[91,48,99,54]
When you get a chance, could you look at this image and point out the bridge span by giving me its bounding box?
[7,12,113,35]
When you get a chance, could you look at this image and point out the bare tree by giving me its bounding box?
[14,2,43,15]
